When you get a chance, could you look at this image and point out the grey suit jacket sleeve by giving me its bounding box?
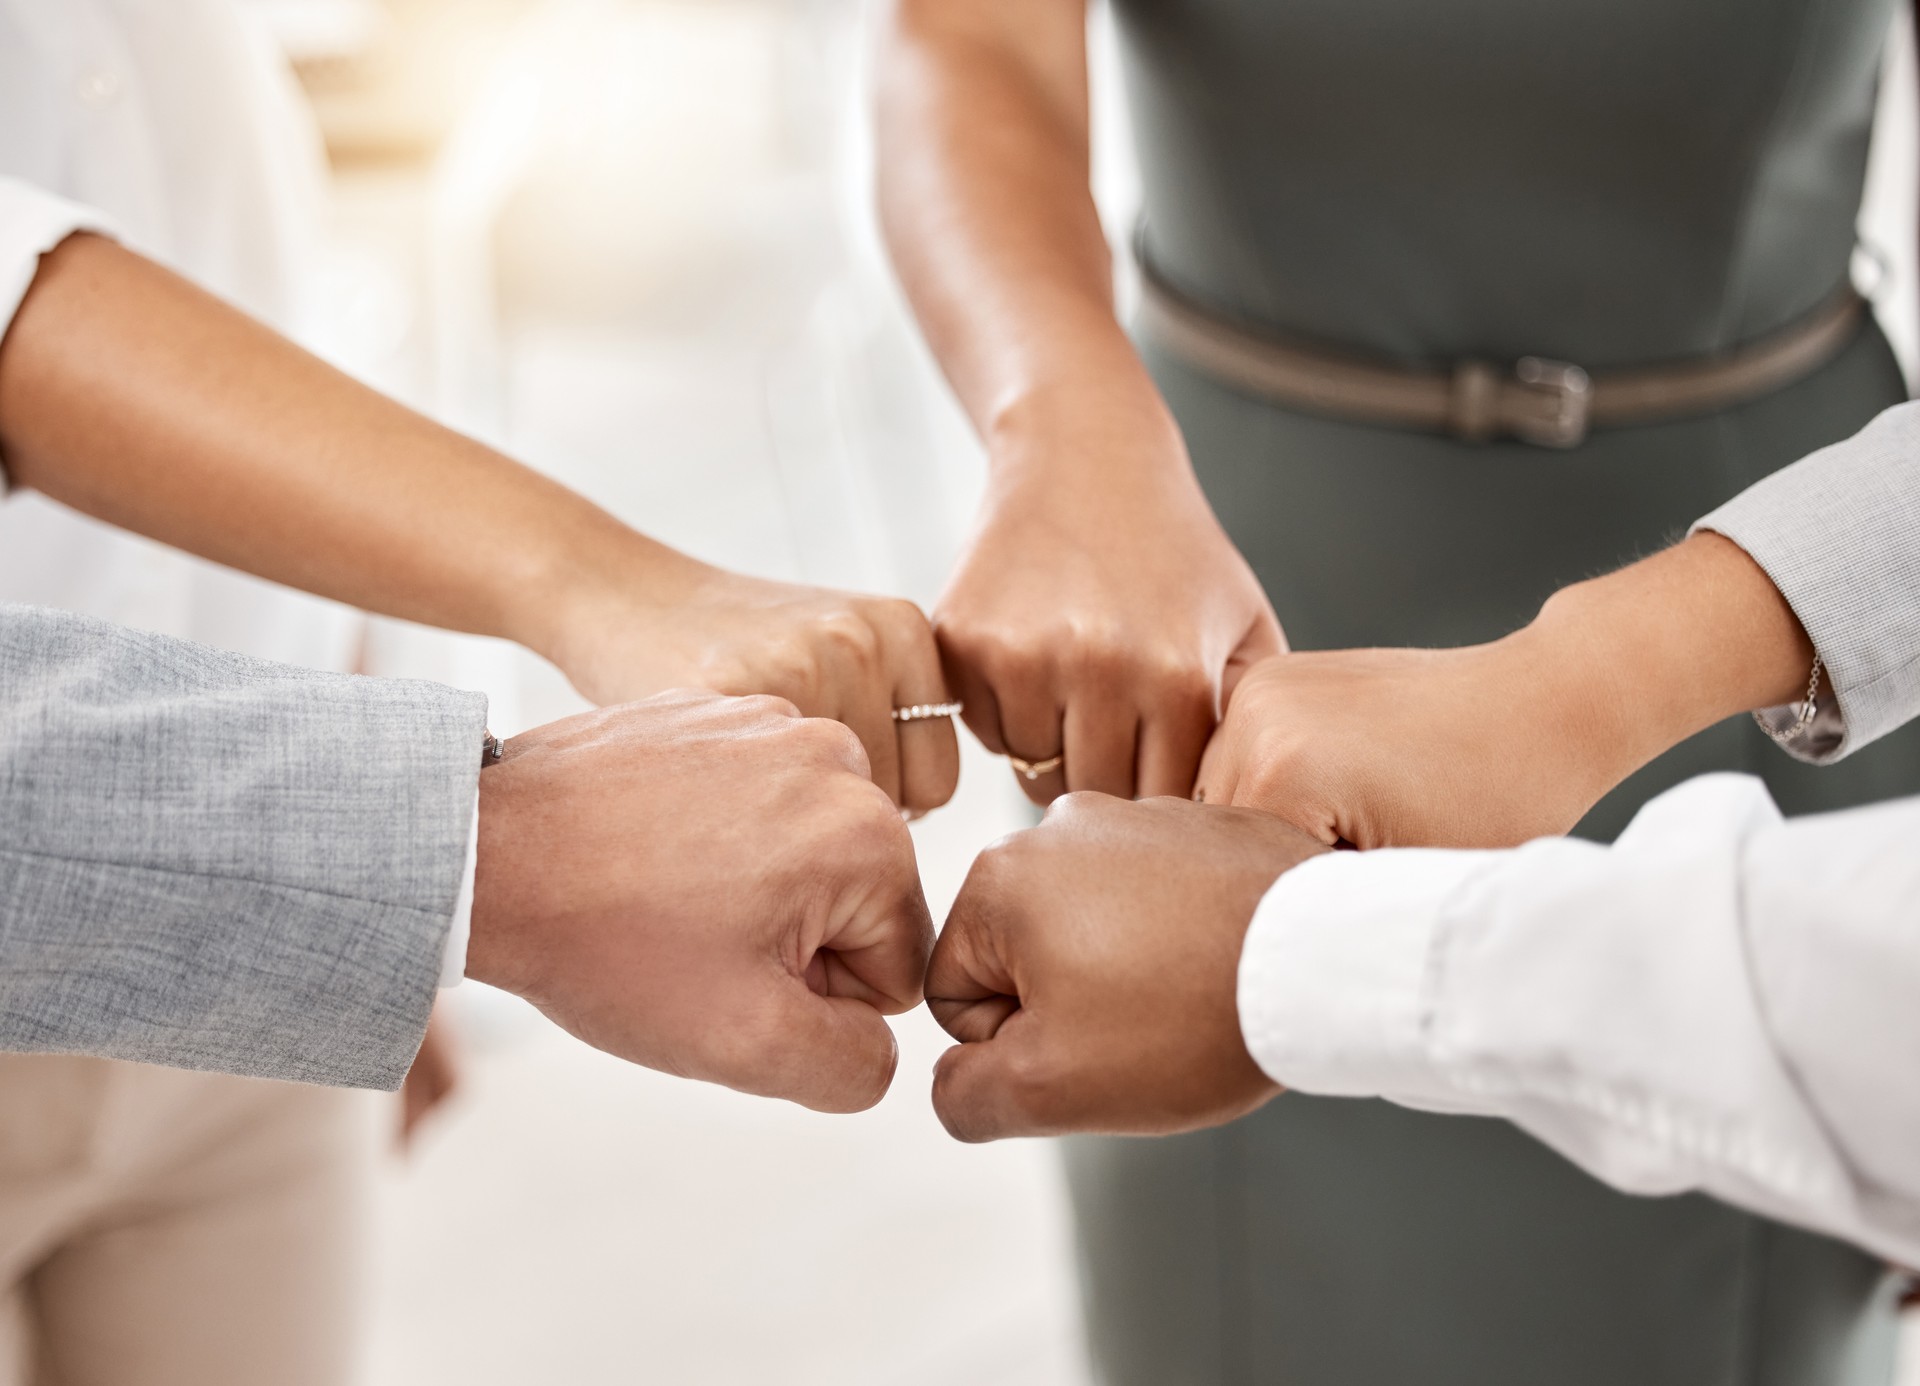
[0,603,487,1089]
[1693,399,1920,764]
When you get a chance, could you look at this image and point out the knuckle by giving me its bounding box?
[965,829,1033,895]
[875,596,934,642]
[796,713,868,766]
[739,692,804,723]
[998,1044,1058,1116]
[817,610,882,666]
[1059,630,1130,685]
[1043,789,1109,827]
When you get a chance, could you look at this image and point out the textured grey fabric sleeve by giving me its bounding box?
[1692,399,1920,764]
[0,603,487,1089]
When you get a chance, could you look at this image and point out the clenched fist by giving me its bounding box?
[924,794,1326,1141]
[467,691,933,1113]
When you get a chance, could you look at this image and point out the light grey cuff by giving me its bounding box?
[1692,399,1920,764]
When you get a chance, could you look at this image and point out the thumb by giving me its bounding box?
[929,1014,1056,1143]
[1223,614,1287,706]
[731,981,901,1115]
[1193,722,1238,808]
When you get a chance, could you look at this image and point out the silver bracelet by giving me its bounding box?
[482,730,506,766]
[1758,655,1824,746]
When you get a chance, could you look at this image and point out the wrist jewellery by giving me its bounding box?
[892,700,963,723]
[1759,655,1824,747]
[482,730,505,766]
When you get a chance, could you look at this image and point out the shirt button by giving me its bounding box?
[75,70,121,107]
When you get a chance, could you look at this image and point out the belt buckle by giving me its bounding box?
[1508,356,1592,448]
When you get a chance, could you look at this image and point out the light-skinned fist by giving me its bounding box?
[467,690,933,1113]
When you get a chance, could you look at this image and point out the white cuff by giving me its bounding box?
[1237,847,1504,1111]
[439,801,478,988]
[0,179,122,491]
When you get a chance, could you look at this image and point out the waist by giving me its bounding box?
[1133,242,1873,448]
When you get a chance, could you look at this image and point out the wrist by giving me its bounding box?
[983,373,1194,494]
[1520,532,1815,787]
[464,750,539,999]
[508,523,716,693]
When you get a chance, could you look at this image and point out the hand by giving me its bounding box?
[547,559,959,815]
[924,793,1327,1141]
[398,1006,461,1147]
[466,690,934,1113]
[1195,642,1611,849]
[935,410,1284,805]
[1195,533,1819,849]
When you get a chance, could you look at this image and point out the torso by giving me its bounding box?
[1116,0,1897,366]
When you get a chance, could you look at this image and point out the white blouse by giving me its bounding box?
[0,0,363,671]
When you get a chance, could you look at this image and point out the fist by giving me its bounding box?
[1195,643,1615,850]
[553,565,960,814]
[924,793,1326,1141]
[469,691,933,1113]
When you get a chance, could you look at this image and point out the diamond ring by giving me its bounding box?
[892,700,963,723]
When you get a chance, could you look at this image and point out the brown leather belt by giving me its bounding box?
[1135,255,1868,449]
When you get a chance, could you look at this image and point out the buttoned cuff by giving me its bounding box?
[0,179,122,492]
[439,801,478,987]
[1238,847,1505,1113]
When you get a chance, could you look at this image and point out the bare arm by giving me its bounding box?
[879,0,1155,449]
[0,234,957,808]
[878,0,1281,802]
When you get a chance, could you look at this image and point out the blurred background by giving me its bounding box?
[239,0,1920,1381]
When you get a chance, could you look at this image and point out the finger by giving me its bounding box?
[925,836,1026,1044]
[997,681,1066,806]
[1223,611,1287,704]
[1062,696,1139,799]
[886,612,962,813]
[936,627,1008,756]
[1136,695,1214,800]
[739,985,903,1114]
[816,801,935,1013]
[929,1016,1058,1143]
[1193,724,1241,806]
[842,683,903,807]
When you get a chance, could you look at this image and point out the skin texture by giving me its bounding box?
[1197,532,1819,848]
[0,234,957,810]
[924,794,1328,1142]
[467,691,933,1114]
[878,0,1282,805]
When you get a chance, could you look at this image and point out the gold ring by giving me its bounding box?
[1007,753,1064,780]
[892,700,963,723]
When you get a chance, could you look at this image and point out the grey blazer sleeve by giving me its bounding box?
[0,603,487,1089]
[1693,399,1920,764]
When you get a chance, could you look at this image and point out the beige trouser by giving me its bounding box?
[0,1055,380,1386]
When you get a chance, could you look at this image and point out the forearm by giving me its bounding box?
[0,233,706,671]
[0,603,483,1088]
[1240,775,1920,1267]
[878,0,1183,482]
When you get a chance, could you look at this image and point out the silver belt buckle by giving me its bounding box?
[1509,356,1592,448]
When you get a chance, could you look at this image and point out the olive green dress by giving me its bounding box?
[1066,0,1920,1382]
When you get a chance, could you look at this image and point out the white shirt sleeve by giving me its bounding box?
[0,178,121,490]
[1239,772,1920,1270]
[438,800,478,988]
